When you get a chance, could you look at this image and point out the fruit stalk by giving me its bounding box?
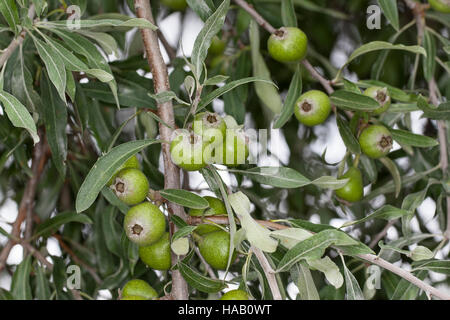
[134,0,188,300]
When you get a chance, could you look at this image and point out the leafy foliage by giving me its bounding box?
[0,0,448,301]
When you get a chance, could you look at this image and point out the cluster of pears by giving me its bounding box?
[170,112,249,171]
[265,24,396,204]
[109,157,246,299]
[109,156,169,292]
[335,87,394,203]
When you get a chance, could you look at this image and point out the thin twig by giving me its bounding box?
[233,0,276,34]
[369,220,396,249]
[234,0,338,99]
[0,129,48,272]
[188,215,450,300]
[134,0,188,300]
[194,246,217,280]
[0,5,35,69]
[251,246,282,300]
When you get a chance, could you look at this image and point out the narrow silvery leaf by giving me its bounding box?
[229,191,278,253]
[76,139,160,212]
[341,257,364,300]
[274,64,302,129]
[291,262,320,300]
[191,0,230,80]
[0,90,39,144]
[33,37,67,103]
[378,0,399,31]
[41,70,68,177]
[307,257,344,289]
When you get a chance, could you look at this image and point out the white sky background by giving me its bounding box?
[0,7,448,299]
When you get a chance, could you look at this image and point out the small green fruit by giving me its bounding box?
[428,0,450,13]
[121,295,148,300]
[363,87,391,115]
[122,279,158,300]
[110,168,149,205]
[139,232,171,271]
[208,36,226,56]
[170,130,211,171]
[192,112,227,145]
[124,202,166,246]
[267,27,308,63]
[335,167,364,202]
[189,196,226,217]
[194,224,222,235]
[108,155,140,185]
[220,289,249,300]
[215,129,249,167]
[359,125,393,159]
[160,0,187,11]
[294,90,331,126]
[198,230,233,270]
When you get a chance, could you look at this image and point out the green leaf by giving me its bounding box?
[41,70,68,177]
[178,261,226,293]
[276,229,358,272]
[159,189,209,209]
[330,90,380,112]
[37,18,157,30]
[227,167,311,188]
[0,90,39,144]
[391,270,427,300]
[75,139,160,212]
[281,0,297,27]
[341,256,364,300]
[378,0,399,31]
[312,176,350,190]
[412,260,450,275]
[334,41,426,81]
[291,262,320,300]
[0,0,20,35]
[33,37,67,104]
[274,64,302,129]
[229,191,278,253]
[47,29,119,108]
[204,75,229,86]
[186,0,214,21]
[422,30,436,81]
[250,20,282,114]
[379,157,401,198]
[191,0,229,80]
[34,265,51,300]
[292,0,348,19]
[172,225,198,242]
[307,256,344,289]
[11,256,32,300]
[11,47,42,114]
[417,95,450,120]
[390,129,438,148]
[34,212,93,238]
[198,77,275,111]
[101,187,129,214]
[336,115,361,154]
[341,205,407,228]
[76,30,119,56]
[270,228,313,249]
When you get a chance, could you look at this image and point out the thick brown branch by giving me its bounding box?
[134,0,188,300]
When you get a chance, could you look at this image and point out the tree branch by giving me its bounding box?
[0,129,48,273]
[0,4,35,69]
[188,215,450,300]
[251,246,282,300]
[134,0,188,300]
[233,0,276,34]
